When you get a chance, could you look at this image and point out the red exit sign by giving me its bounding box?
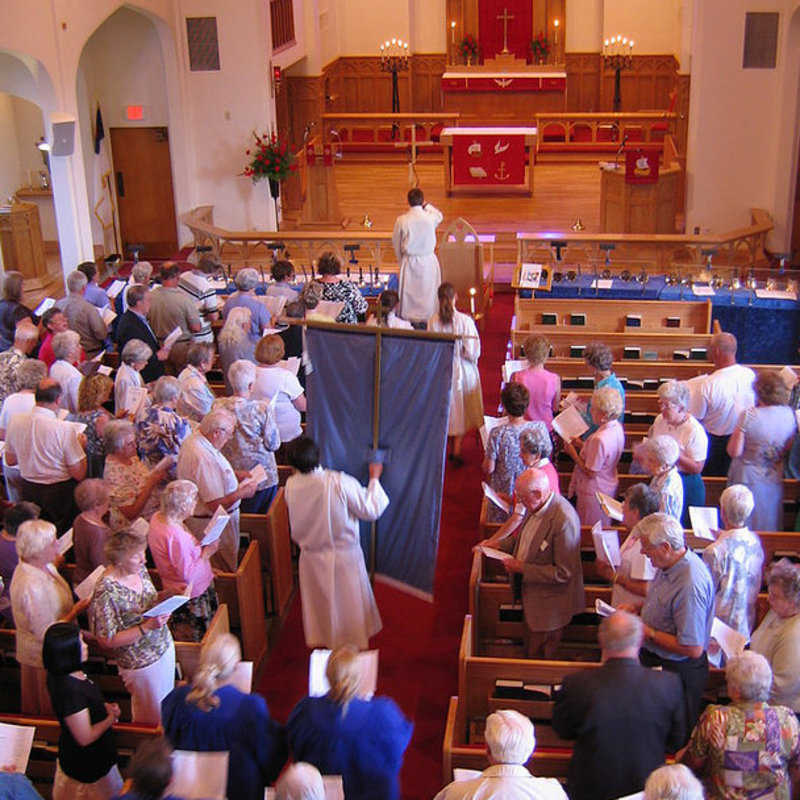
[126,105,145,121]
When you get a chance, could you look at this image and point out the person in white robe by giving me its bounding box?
[428,282,483,465]
[284,435,389,650]
[434,709,567,800]
[392,187,443,324]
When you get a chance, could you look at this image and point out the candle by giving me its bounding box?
[469,287,476,315]
[451,20,456,44]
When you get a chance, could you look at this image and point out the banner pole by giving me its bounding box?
[370,330,382,581]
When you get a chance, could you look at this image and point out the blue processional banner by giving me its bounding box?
[306,326,454,598]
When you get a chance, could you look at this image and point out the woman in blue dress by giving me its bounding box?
[287,645,413,800]
[161,633,287,800]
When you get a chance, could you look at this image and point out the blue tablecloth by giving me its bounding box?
[520,275,800,364]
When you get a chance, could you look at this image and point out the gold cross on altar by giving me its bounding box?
[497,7,514,54]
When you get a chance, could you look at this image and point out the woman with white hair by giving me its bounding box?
[750,559,800,712]
[288,644,412,800]
[176,342,215,423]
[637,435,684,521]
[120,261,154,314]
[115,338,152,415]
[275,763,325,800]
[161,632,287,800]
[213,360,280,513]
[650,380,708,525]
[644,765,704,800]
[148,480,219,642]
[434,708,567,800]
[519,422,560,495]
[9,519,89,713]
[702,485,764,667]
[135,375,191,478]
[680,651,800,799]
[564,385,624,526]
[103,420,172,530]
[222,268,272,342]
[218,306,255,393]
[50,329,84,413]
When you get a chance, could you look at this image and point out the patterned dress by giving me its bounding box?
[68,408,110,478]
[685,702,800,800]
[649,467,684,521]
[486,420,537,522]
[104,457,163,531]
[136,404,192,479]
[320,280,368,324]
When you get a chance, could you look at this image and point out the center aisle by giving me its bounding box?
[257,292,514,800]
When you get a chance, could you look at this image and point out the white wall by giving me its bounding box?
[603,0,681,54]
[411,0,446,54]
[566,0,603,51]
[0,93,22,201]
[339,0,410,55]
[12,95,46,186]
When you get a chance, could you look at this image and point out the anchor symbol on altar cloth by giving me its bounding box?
[494,161,510,181]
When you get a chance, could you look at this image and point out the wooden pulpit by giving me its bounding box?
[0,202,48,289]
[299,147,341,229]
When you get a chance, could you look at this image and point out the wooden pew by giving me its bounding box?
[174,603,230,682]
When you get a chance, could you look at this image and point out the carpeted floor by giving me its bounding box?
[256,291,513,799]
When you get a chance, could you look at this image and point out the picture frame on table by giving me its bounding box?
[513,261,553,292]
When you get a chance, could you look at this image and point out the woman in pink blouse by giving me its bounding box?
[564,386,625,526]
[511,334,560,429]
[148,480,219,642]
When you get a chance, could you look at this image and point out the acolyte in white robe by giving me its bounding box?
[392,203,444,323]
[285,467,389,650]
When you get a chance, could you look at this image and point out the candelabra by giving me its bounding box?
[603,35,634,112]
[379,38,410,129]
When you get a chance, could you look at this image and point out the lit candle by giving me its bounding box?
[554,18,559,47]
[451,20,456,45]
[469,286,476,315]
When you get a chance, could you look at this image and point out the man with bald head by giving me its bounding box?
[481,468,584,657]
[689,331,755,475]
[552,611,686,800]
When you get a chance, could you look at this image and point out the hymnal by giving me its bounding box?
[552,405,589,442]
[0,722,35,773]
[316,300,345,320]
[595,598,616,617]
[97,364,113,376]
[499,604,523,622]
[162,325,183,352]
[102,306,117,326]
[623,347,641,360]
[123,385,148,417]
[74,564,105,601]
[501,359,527,383]
[522,684,554,700]
[665,316,681,328]
[673,350,690,360]
[479,415,508,450]
[689,506,719,541]
[144,593,190,618]
[482,482,510,515]
[57,528,73,556]
[692,285,715,296]
[570,313,586,326]
[643,379,659,391]
[105,279,126,299]
[541,312,557,325]
[625,314,642,327]
[33,297,55,317]
[643,350,659,360]
[591,279,614,290]
[494,679,524,699]
[569,346,586,358]
[595,492,624,521]
[201,506,230,547]
[480,545,514,564]
[625,379,645,390]
[690,348,708,360]
[591,521,621,567]
[278,356,301,376]
[710,617,748,661]
[576,375,594,388]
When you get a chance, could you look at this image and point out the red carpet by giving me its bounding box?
[256,293,514,799]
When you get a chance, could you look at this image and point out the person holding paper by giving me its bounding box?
[316,252,369,325]
[114,285,168,385]
[634,513,715,732]
[217,306,255,393]
[637,436,684,521]
[564,386,624,527]
[727,370,796,532]
[288,644,412,800]
[0,271,35,351]
[114,339,152,415]
[213,360,281,514]
[175,343,215,423]
[750,559,800,713]
[285,436,388,650]
[553,612,686,800]
[644,765,704,800]
[0,501,39,627]
[43,622,123,799]
[582,343,626,434]
[103,421,171,531]
[177,409,258,572]
[148,480,219,642]
[73,479,112,584]
[56,270,108,359]
[0,321,38,403]
[221,268,273,342]
[434,709,567,800]
[680,651,800,800]
[519,424,560,496]
[511,334,561,432]
[50,330,84,413]
[135,376,191,479]
[90,529,176,725]
[702,485,764,667]
[10,519,90,714]
[162,633,287,800]
[68,373,114,479]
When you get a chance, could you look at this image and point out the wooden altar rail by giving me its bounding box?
[320,112,460,154]
[517,208,774,270]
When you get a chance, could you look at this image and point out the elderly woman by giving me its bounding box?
[73,479,112,585]
[512,334,560,430]
[43,623,123,800]
[103,420,172,531]
[750,559,800,713]
[90,528,175,725]
[115,338,152,414]
[637,435,684,521]
[69,373,114,478]
[0,502,39,627]
[728,370,796,531]
[0,271,35,350]
[10,519,88,713]
[483,382,536,521]
[594,483,660,607]
[681,651,800,799]
[276,763,325,800]
[564,385,624,526]
[222,268,272,342]
[148,480,219,642]
[162,633,287,800]
[176,342,215,423]
[583,342,626,433]
[288,644,413,800]
[316,251,368,325]
[218,306,255,393]
[644,765,704,800]
[252,334,307,444]
[703,485,764,667]
[519,423,560,495]
[214,360,280,514]
[136,375,192,477]
[650,380,708,525]
[50,329,84,413]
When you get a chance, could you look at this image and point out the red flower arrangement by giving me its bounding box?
[241,130,297,183]
[459,34,480,63]
[531,32,551,61]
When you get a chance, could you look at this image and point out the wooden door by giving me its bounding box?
[110,127,178,258]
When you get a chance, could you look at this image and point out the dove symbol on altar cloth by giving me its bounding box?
[494,140,510,155]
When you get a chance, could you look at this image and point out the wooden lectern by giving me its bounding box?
[0,202,49,288]
[299,144,341,229]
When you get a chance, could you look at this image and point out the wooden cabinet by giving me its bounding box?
[0,202,47,285]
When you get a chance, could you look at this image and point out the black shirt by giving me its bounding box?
[0,300,34,351]
[47,672,118,782]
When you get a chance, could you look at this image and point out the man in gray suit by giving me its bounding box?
[483,468,584,658]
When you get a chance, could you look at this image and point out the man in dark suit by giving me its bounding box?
[552,611,687,800]
[114,284,166,384]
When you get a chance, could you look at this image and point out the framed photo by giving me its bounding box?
[513,261,553,292]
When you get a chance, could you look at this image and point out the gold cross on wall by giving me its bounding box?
[497,7,514,54]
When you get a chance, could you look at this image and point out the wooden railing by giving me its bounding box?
[270,0,295,50]
[321,112,460,153]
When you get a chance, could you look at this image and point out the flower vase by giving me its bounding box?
[268,177,281,231]
[466,55,472,66]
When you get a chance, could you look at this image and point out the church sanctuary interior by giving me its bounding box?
[2,0,800,799]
